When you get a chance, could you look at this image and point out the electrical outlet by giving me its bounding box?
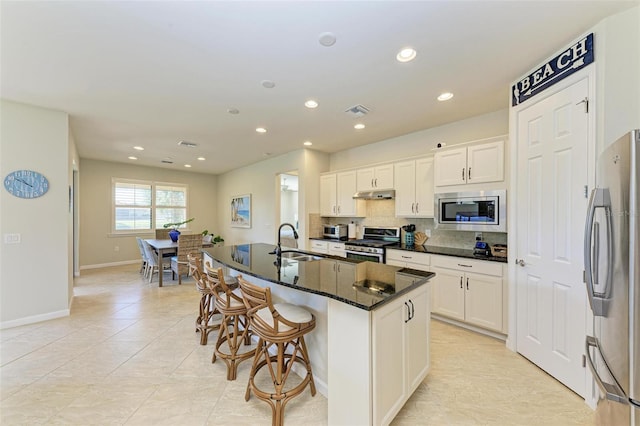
[114,246,120,252]
[425,229,431,238]
[475,232,483,240]
[4,233,21,244]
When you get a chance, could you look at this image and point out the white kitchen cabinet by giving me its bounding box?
[386,249,431,272]
[430,255,504,333]
[320,171,365,217]
[320,259,358,299]
[372,283,430,426]
[434,140,504,187]
[328,241,346,258]
[394,157,434,217]
[309,239,329,254]
[356,164,394,191]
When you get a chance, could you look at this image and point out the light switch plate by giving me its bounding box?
[4,233,21,244]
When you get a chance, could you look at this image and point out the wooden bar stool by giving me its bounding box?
[189,254,220,345]
[205,266,255,380]
[237,276,316,426]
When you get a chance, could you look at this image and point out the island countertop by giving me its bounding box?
[202,243,434,311]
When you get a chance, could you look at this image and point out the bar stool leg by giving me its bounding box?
[212,312,254,380]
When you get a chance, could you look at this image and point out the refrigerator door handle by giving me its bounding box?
[585,336,628,404]
[584,187,613,317]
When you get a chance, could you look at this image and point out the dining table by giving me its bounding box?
[144,238,213,287]
[144,239,177,287]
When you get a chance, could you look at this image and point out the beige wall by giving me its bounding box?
[215,149,330,249]
[0,100,72,327]
[78,159,218,268]
[595,5,640,152]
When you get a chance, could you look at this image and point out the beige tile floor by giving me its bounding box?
[1,264,594,425]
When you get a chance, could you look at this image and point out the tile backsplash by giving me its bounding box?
[322,199,507,249]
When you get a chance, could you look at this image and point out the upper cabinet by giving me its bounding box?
[394,157,434,217]
[434,140,504,187]
[356,164,394,191]
[320,171,365,217]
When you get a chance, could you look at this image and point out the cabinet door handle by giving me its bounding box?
[411,203,415,213]
[457,263,472,268]
[337,206,341,214]
[333,205,336,214]
[468,167,471,180]
[401,255,412,259]
[460,277,463,289]
[462,168,465,180]
[415,203,419,213]
[466,277,469,290]
[404,302,411,323]
[374,178,378,187]
[409,299,415,320]
[371,178,374,188]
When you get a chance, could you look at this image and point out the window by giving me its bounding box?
[112,179,188,233]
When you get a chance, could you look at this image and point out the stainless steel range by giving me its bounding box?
[344,226,400,263]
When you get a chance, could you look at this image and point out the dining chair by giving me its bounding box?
[170,234,203,284]
[142,240,171,283]
[135,237,148,274]
[155,228,171,239]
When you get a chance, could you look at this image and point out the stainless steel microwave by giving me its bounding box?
[435,190,506,232]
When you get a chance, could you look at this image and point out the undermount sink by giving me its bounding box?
[279,251,324,262]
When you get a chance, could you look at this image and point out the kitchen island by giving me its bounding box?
[202,243,435,426]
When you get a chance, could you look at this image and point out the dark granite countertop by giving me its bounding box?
[387,244,508,263]
[202,243,434,311]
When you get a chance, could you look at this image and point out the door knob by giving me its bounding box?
[516,259,526,267]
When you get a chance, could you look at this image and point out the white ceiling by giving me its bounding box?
[1,1,636,175]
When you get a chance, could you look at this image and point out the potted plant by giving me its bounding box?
[201,229,213,244]
[163,217,195,242]
[213,235,224,246]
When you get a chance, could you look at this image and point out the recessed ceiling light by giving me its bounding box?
[318,32,337,47]
[304,100,318,109]
[184,164,192,168]
[437,92,454,101]
[303,141,313,146]
[128,156,137,160]
[227,108,240,115]
[256,127,267,133]
[261,80,276,89]
[354,123,366,130]
[133,146,144,151]
[396,47,417,63]
[197,157,206,161]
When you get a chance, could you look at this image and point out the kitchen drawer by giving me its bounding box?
[386,249,431,267]
[310,240,329,254]
[431,255,502,277]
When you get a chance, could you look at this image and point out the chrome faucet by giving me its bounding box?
[270,222,299,256]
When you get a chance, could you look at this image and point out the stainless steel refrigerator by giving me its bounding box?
[585,129,639,426]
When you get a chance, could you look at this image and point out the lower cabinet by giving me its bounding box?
[431,255,504,333]
[372,283,430,426]
[385,249,431,272]
[328,241,346,258]
[309,239,328,254]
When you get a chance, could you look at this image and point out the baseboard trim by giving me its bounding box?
[80,260,139,270]
[1,309,70,330]
[431,314,507,341]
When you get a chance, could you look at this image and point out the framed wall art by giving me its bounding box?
[231,194,251,228]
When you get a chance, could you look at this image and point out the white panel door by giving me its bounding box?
[516,78,589,397]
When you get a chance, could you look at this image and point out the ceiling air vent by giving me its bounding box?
[345,104,370,117]
[177,140,198,148]
[161,159,174,164]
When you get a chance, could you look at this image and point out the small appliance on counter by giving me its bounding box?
[473,241,491,257]
[323,224,348,240]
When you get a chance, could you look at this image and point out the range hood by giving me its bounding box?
[353,189,395,200]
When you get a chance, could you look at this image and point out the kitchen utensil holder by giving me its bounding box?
[405,232,415,246]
